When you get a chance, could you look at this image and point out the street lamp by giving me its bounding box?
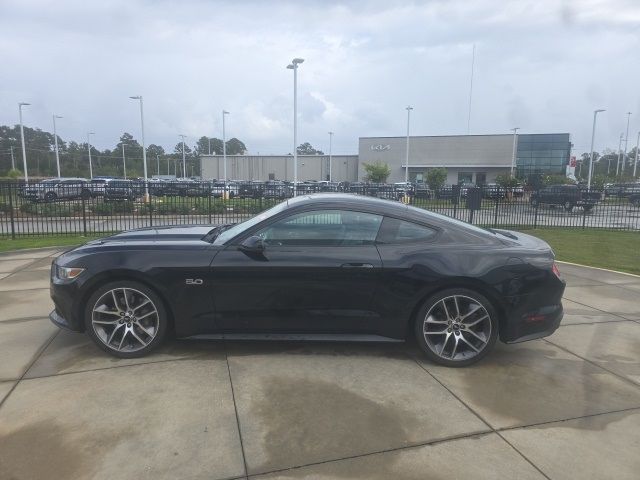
[129,96,149,200]
[121,141,127,179]
[179,134,187,178]
[222,110,229,182]
[587,109,605,189]
[87,132,95,179]
[634,131,639,178]
[52,114,63,179]
[510,127,520,176]
[405,106,413,184]
[616,133,623,176]
[287,57,304,194]
[623,112,632,175]
[18,102,30,182]
[328,131,334,182]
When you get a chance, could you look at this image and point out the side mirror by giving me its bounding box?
[238,235,265,253]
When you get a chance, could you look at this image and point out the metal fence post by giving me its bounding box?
[81,195,88,236]
[533,190,539,229]
[493,196,499,228]
[148,182,153,227]
[8,182,16,240]
[208,193,212,224]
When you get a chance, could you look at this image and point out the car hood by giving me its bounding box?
[92,225,216,243]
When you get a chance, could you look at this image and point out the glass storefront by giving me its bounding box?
[516,133,571,178]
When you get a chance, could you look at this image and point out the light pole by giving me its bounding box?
[634,131,639,177]
[287,57,304,194]
[52,114,63,178]
[156,154,160,176]
[129,96,149,200]
[18,102,30,182]
[405,106,413,184]
[86,132,95,179]
[587,109,605,189]
[121,142,127,179]
[616,133,623,176]
[208,137,211,156]
[179,134,186,178]
[328,131,334,182]
[623,112,632,174]
[222,110,229,182]
[510,127,520,176]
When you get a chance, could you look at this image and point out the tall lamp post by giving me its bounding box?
[18,102,30,182]
[510,127,520,176]
[222,110,229,182]
[587,109,605,190]
[623,112,632,175]
[179,134,187,178]
[616,133,623,176]
[405,106,413,184]
[287,57,304,194]
[129,96,148,200]
[52,114,63,178]
[121,141,127,179]
[328,131,334,182]
[634,131,639,178]
[87,132,95,179]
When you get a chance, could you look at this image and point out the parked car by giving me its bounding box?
[482,183,506,199]
[413,183,433,199]
[530,184,600,212]
[629,193,640,208]
[104,179,137,201]
[21,178,91,202]
[88,177,116,197]
[49,194,565,367]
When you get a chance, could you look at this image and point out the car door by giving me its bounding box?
[210,208,384,334]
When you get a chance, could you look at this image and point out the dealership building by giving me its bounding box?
[200,133,571,184]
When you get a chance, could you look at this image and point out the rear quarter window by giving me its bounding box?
[377,217,438,244]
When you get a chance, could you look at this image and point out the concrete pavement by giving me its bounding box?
[0,249,639,479]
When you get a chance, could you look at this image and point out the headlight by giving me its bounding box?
[57,266,85,280]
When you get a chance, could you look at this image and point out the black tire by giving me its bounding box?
[530,198,539,207]
[414,288,499,367]
[81,189,91,200]
[44,191,57,202]
[583,205,593,213]
[564,201,574,212]
[84,280,168,358]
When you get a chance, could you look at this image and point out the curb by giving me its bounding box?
[556,260,640,279]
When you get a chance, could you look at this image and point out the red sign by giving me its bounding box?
[570,156,577,167]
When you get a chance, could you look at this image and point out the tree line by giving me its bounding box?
[0,125,247,179]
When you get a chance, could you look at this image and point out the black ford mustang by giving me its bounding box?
[50,194,565,366]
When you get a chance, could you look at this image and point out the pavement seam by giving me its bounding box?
[0,328,60,410]
[0,286,51,293]
[0,256,52,281]
[247,431,496,479]
[224,342,250,479]
[558,318,632,326]
[406,352,552,480]
[496,406,640,432]
[542,338,640,389]
[560,296,639,322]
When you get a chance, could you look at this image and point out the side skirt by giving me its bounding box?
[181,333,405,343]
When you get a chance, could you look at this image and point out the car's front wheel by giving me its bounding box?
[414,289,498,367]
[84,280,168,358]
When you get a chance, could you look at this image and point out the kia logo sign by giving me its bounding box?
[371,144,391,151]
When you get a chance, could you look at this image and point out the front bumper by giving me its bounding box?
[49,265,84,332]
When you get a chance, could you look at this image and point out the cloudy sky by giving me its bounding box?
[1,0,639,155]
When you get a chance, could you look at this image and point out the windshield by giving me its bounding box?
[213,200,290,245]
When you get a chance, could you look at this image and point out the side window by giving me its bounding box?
[378,217,437,244]
[256,210,383,246]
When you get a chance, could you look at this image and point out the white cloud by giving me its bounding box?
[0,0,638,156]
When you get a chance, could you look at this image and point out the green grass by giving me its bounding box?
[0,235,102,253]
[524,228,640,275]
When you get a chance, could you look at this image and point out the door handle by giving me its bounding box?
[341,263,375,268]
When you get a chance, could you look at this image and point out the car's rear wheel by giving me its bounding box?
[564,201,574,212]
[530,198,539,207]
[44,191,57,202]
[414,288,498,367]
[84,280,167,358]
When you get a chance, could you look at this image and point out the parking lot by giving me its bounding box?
[1,248,639,479]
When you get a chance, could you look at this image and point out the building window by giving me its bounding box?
[268,173,275,180]
[458,172,473,184]
[475,173,486,185]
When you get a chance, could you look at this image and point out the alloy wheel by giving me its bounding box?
[422,295,492,362]
[91,287,159,353]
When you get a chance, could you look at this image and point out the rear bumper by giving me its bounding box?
[500,278,566,343]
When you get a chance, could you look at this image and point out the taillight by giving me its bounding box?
[552,262,561,279]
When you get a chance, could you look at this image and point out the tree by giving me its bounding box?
[496,173,519,188]
[426,167,447,190]
[173,142,193,157]
[226,138,246,155]
[362,162,391,183]
[146,144,165,158]
[297,142,324,155]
